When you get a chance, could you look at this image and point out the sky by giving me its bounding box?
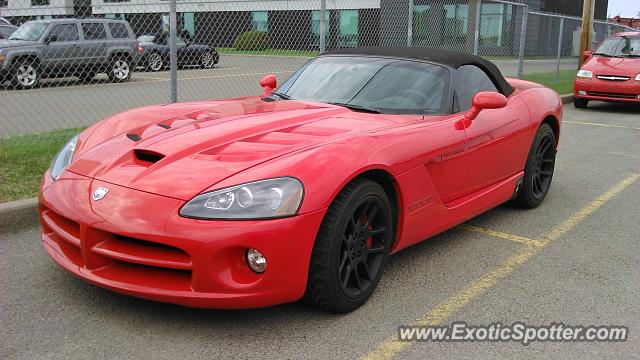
[607,0,640,17]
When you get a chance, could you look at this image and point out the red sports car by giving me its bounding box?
[40,47,562,312]
[574,31,640,108]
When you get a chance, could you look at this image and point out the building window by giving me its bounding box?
[31,0,50,6]
[311,10,330,46]
[480,4,512,47]
[413,4,431,46]
[1,0,8,8]
[443,4,468,44]
[252,11,268,32]
[105,13,126,20]
[103,0,131,3]
[339,10,358,47]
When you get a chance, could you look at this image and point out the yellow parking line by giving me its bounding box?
[460,224,544,247]
[564,121,640,130]
[361,173,639,360]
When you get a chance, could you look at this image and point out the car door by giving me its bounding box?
[440,65,531,203]
[80,22,109,66]
[41,23,81,73]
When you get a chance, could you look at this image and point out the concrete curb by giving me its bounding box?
[561,94,573,104]
[0,197,39,234]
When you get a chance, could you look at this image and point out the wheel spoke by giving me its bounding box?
[370,226,386,236]
[352,267,362,289]
[341,265,351,289]
[369,246,385,254]
[365,203,380,227]
[360,261,371,281]
[339,251,348,273]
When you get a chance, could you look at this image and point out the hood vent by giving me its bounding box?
[134,149,165,164]
[127,133,142,141]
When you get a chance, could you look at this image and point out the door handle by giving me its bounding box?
[72,44,80,48]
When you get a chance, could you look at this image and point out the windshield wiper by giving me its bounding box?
[328,102,381,114]
[592,52,613,57]
[271,92,291,100]
[619,54,640,58]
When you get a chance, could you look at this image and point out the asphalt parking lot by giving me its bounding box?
[0,56,578,137]
[1,101,638,359]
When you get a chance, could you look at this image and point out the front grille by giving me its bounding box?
[588,91,638,99]
[41,207,192,290]
[596,75,630,81]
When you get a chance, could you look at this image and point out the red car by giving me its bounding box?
[40,47,562,312]
[574,32,640,108]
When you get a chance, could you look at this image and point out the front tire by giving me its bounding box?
[305,179,393,312]
[573,97,588,108]
[108,56,132,82]
[10,59,40,89]
[513,123,556,208]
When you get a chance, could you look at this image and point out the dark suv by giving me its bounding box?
[0,18,142,89]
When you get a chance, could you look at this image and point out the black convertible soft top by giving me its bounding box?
[325,47,514,96]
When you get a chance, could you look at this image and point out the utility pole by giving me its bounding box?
[578,0,595,68]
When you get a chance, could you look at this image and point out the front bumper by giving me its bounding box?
[574,78,640,103]
[39,171,326,309]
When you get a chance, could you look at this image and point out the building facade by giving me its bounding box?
[1,0,611,56]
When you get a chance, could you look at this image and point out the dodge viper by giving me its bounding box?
[574,31,640,108]
[40,47,562,312]
[137,33,219,71]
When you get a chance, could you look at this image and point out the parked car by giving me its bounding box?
[39,47,562,312]
[574,31,640,108]
[0,17,11,26]
[0,24,18,40]
[137,32,219,71]
[0,18,142,89]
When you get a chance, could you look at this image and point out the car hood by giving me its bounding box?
[582,56,640,76]
[0,39,40,49]
[68,97,406,200]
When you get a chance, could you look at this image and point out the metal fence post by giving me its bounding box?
[473,0,482,55]
[517,6,528,80]
[169,0,177,103]
[555,17,564,83]
[319,0,327,53]
[407,0,414,47]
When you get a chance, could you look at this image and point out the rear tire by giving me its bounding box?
[107,56,132,82]
[200,51,216,69]
[146,52,164,72]
[573,97,588,108]
[513,123,556,209]
[304,179,393,312]
[10,59,40,89]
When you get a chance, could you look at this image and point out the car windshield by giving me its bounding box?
[8,21,50,41]
[138,35,155,43]
[594,36,640,58]
[277,56,450,114]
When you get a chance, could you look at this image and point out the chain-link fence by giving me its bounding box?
[0,0,637,201]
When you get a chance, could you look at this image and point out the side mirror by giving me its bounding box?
[44,34,57,45]
[465,91,507,121]
[260,74,277,97]
[583,50,593,62]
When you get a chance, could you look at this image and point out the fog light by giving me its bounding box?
[246,248,266,273]
[578,90,587,96]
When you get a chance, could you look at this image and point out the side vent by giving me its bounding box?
[133,149,165,164]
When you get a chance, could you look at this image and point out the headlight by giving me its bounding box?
[576,70,593,79]
[635,74,640,81]
[50,134,79,180]
[179,177,304,220]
